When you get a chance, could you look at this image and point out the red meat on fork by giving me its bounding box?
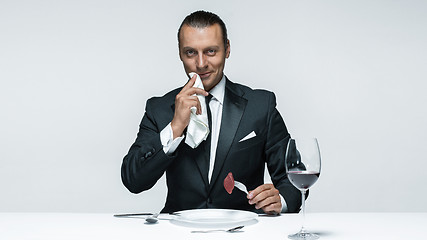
[223,172,234,194]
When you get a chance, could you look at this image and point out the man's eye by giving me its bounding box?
[186,50,195,56]
[206,49,216,55]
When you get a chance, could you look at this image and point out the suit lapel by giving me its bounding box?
[209,79,247,189]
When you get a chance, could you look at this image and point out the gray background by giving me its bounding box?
[1,0,426,213]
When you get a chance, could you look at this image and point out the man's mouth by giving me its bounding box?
[198,72,211,80]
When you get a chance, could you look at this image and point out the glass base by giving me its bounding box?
[288,230,319,240]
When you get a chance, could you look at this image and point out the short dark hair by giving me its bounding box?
[177,10,228,49]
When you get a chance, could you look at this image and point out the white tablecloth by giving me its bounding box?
[1,212,426,239]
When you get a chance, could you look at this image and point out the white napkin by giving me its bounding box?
[185,72,210,148]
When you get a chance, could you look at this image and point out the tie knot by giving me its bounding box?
[206,94,213,103]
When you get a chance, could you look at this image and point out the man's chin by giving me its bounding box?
[200,76,211,84]
[201,82,210,90]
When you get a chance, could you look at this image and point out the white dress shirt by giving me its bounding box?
[159,75,288,212]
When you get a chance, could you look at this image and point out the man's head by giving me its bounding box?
[178,10,230,91]
[178,11,228,50]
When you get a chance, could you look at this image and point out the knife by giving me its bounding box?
[113,213,153,217]
[113,212,180,217]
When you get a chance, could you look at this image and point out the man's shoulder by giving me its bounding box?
[229,80,275,100]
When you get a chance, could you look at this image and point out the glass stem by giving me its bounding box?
[301,190,307,233]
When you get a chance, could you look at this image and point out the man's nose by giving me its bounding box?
[196,54,208,69]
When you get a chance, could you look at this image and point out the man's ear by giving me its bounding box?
[225,39,231,58]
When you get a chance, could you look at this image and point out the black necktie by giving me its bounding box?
[205,94,213,177]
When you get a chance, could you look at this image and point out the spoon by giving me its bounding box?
[191,225,244,233]
[145,213,159,223]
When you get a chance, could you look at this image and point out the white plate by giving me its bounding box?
[170,209,258,228]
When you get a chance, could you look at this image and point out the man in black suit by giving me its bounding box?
[121,10,301,214]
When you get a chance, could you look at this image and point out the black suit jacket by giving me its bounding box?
[121,78,301,213]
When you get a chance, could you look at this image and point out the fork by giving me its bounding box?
[191,225,244,233]
[234,180,248,194]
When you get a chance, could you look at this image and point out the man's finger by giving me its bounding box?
[248,189,269,205]
[184,87,208,97]
[255,194,279,209]
[196,97,202,115]
[185,96,202,115]
[181,74,197,92]
[248,184,273,200]
[262,202,281,215]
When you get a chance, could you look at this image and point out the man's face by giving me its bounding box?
[179,24,230,91]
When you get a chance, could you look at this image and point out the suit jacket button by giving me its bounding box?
[145,151,153,158]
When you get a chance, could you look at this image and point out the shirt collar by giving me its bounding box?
[208,75,226,105]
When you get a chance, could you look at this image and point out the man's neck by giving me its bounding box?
[209,75,226,104]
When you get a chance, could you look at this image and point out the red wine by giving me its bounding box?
[288,171,320,190]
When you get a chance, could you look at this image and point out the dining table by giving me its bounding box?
[1,211,426,239]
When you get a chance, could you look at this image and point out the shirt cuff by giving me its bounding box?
[160,122,184,154]
[279,194,288,213]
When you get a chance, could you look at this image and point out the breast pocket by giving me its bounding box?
[233,135,264,151]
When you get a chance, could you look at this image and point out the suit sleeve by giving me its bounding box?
[121,98,177,194]
[264,92,302,213]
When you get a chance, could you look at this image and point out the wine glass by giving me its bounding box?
[285,137,321,240]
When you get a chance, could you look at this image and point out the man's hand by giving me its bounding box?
[171,75,208,139]
[247,183,282,215]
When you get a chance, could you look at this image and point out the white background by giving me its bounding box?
[1,0,426,213]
